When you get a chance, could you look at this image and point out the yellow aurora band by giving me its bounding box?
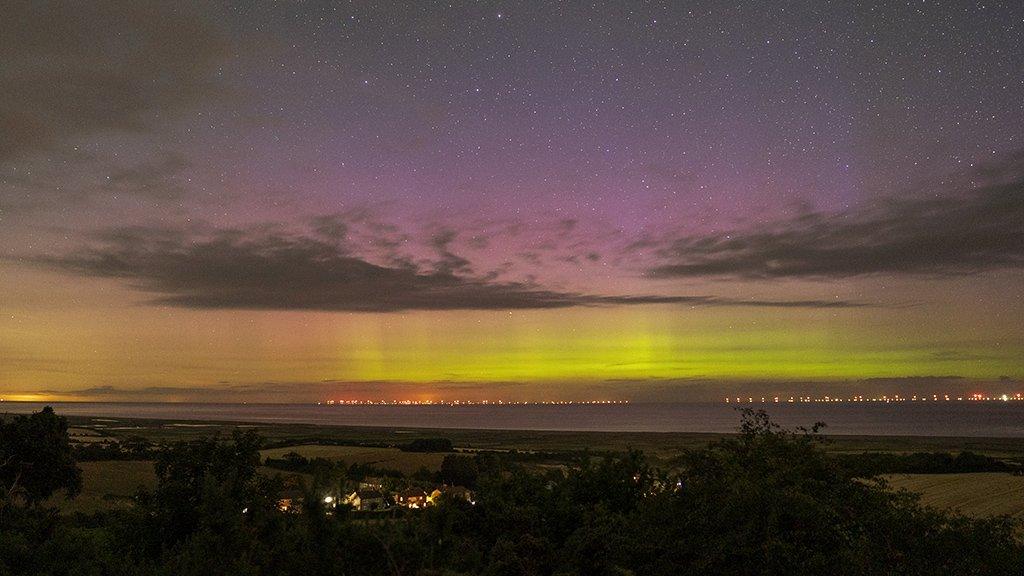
[3,265,1021,401]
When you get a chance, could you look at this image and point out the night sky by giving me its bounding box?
[2,1,1022,402]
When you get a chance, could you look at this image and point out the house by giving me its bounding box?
[342,491,361,509]
[345,490,387,511]
[359,490,387,511]
[428,485,475,505]
[276,486,306,513]
[395,488,428,509]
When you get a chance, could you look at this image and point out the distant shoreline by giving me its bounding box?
[5,400,1024,441]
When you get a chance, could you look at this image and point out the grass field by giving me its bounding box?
[52,460,309,514]
[884,473,1024,518]
[52,460,157,514]
[261,444,449,474]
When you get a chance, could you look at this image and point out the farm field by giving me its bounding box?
[884,473,1024,518]
[51,460,157,514]
[50,460,310,515]
[57,413,1024,459]
[67,427,115,443]
[260,444,450,474]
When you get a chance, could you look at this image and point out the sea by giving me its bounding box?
[4,401,1024,437]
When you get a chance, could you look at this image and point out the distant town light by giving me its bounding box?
[723,392,1024,404]
[316,399,630,406]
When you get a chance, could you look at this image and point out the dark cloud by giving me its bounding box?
[649,158,1024,279]
[309,210,412,268]
[33,383,305,402]
[309,215,349,241]
[32,224,865,312]
[428,228,473,275]
[0,1,227,162]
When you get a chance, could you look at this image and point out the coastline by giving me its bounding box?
[8,400,1024,457]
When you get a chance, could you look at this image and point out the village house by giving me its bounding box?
[344,490,387,511]
[276,480,306,513]
[276,497,296,513]
[395,487,428,509]
[428,485,475,505]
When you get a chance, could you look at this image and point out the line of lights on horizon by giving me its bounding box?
[317,399,630,406]
[725,393,1024,404]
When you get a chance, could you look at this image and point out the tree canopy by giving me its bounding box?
[0,406,81,507]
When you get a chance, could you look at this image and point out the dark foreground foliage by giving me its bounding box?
[0,407,82,505]
[401,438,455,453]
[836,450,1017,476]
[2,408,1022,575]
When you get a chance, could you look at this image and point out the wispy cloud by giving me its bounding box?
[648,156,1024,279]
[31,223,865,312]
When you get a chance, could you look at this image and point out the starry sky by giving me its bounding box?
[1,0,1023,403]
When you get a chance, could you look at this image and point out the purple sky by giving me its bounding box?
[1,1,1022,402]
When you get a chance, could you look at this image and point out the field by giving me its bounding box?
[261,444,450,474]
[884,473,1024,518]
[67,427,115,443]
[60,413,1024,459]
[50,460,309,515]
[51,460,157,514]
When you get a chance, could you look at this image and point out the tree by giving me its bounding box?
[136,428,277,551]
[440,454,479,488]
[403,438,454,453]
[0,406,82,507]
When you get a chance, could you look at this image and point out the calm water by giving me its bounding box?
[5,401,1024,437]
